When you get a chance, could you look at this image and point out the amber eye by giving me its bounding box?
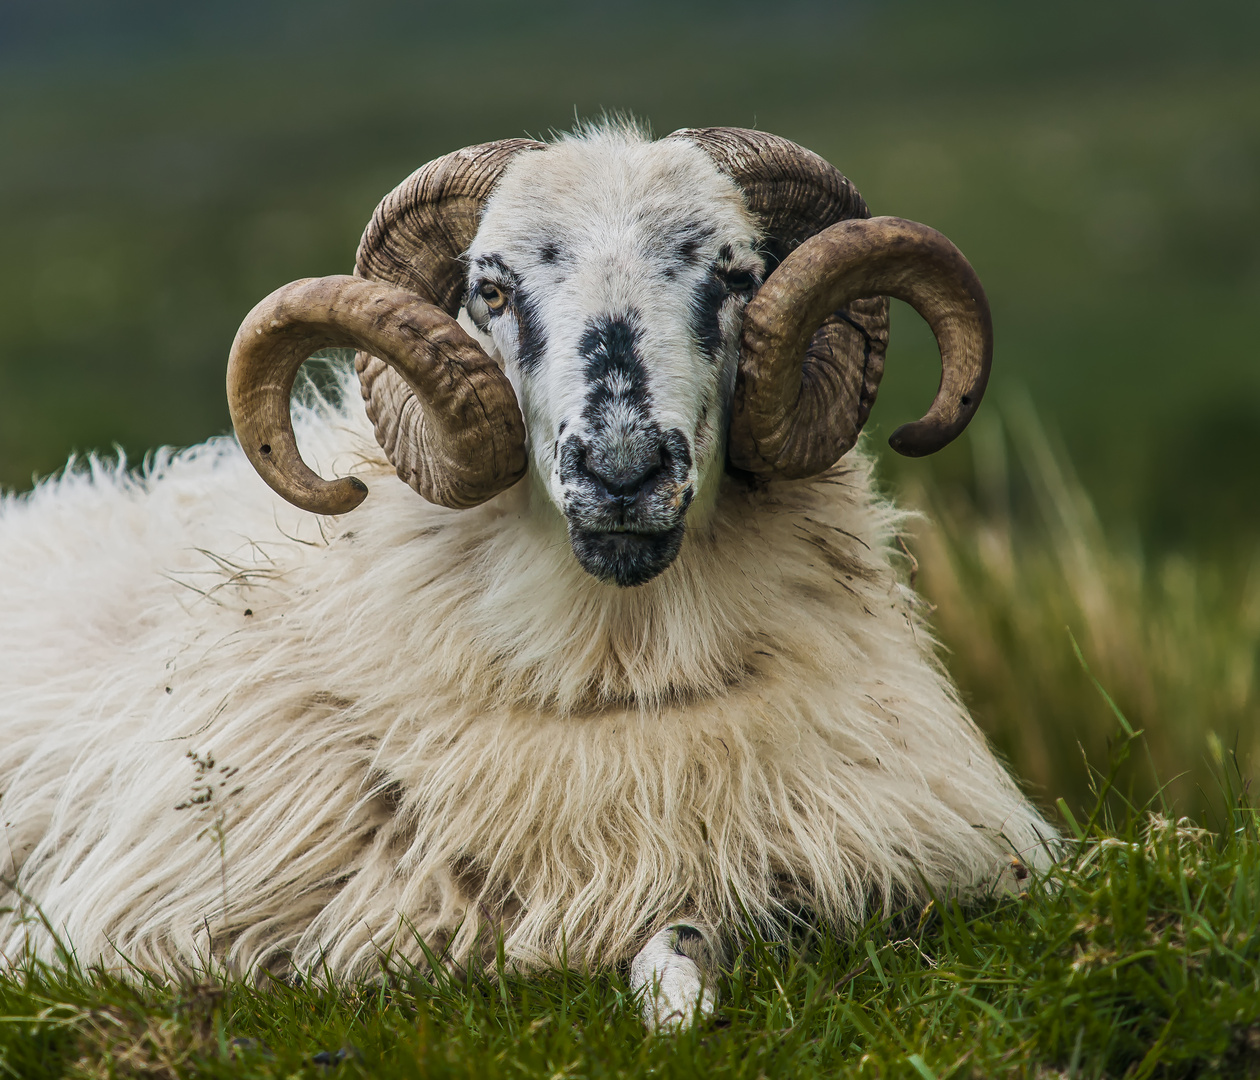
[725,270,758,294]
[478,281,509,312]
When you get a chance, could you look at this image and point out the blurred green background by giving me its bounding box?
[1,0,1257,815]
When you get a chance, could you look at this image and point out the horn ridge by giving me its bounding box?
[674,127,990,477]
[669,127,891,476]
[352,138,543,505]
[227,275,527,514]
[356,138,545,312]
[667,127,872,252]
[228,140,540,516]
[734,216,992,476]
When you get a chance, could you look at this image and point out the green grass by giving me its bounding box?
[3,731,1256,1079]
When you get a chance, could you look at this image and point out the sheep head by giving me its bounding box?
[227,126,991,587]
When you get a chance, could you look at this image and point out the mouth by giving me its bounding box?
[568,523,686,587]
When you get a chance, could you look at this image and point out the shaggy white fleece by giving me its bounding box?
[0,383,1054,978]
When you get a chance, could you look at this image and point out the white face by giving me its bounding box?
[463,131,763,587]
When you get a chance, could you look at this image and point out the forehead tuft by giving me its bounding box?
[472,127,756,257]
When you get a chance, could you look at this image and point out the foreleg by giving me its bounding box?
[629,921,719,1031]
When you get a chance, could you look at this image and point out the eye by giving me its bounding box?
[478,281,509,312]
[725,270,758,294]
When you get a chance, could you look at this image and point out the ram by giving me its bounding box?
[0,122,1054,1027]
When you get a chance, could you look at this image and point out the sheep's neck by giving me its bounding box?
[413,465,887,717]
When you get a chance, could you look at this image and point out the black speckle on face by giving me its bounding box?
[643,220,715,283]
[474,252,513,276]
[690,273,729,362]
[676,223,715,264]
[557,432,584,487]
[579,313,651,431]
[515,285,547,373]
[540,241,560,263]
[688,245,762,363]
[662,426,692,475]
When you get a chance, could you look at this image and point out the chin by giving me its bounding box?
[568,523,686,587]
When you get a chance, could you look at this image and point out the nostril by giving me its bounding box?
[584,447,662,499]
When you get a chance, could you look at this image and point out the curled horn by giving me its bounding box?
[670,127,991,477]
[227,139,543,513]
[738,217,991,473]
[227,275,527,513]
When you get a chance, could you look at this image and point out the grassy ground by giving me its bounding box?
[2,736,1256,1079]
